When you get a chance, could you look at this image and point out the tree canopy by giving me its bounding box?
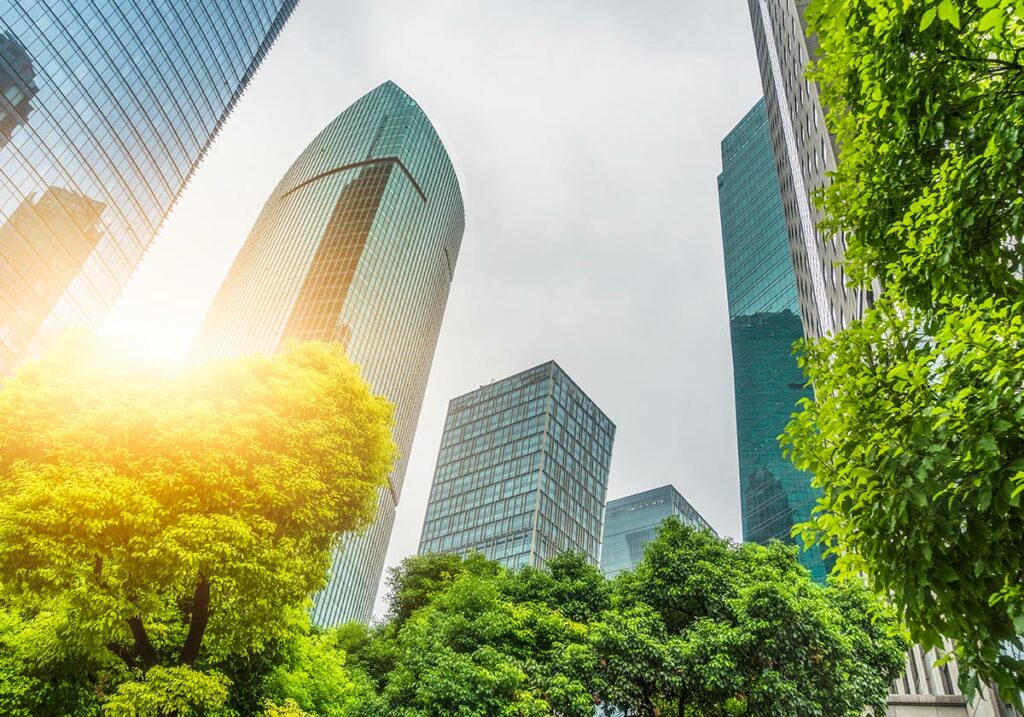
[782,0,1024,698]
[0,336,395,713]
[345,521,906,717]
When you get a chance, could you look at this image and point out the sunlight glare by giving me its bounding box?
[98,317,192,366]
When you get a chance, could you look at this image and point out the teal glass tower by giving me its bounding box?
[0,1,297,373]
[419,361,615,568]
[718,99,830,583]
[193,82,465,625]
[600,485,713,579]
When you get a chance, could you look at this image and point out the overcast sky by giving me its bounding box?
[104,0,765,616]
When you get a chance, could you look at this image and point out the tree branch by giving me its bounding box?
[128,616,159,671]
[178,576,211,666]
[106,642,137,670]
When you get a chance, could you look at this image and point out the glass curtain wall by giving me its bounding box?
[0,0,297,372]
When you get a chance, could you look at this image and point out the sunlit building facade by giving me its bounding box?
[0,0,297,373]
[419,361,615,569]
[718,98,830,583]
[192,81,465,626]
[600,485,712,579]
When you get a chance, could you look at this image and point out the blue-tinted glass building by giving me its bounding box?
[718,99,830,583]
[600,485,713,579]
[0,0,297,373]
[192,81,465,626]
[419,361,615,569]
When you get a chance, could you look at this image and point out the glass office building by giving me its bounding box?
[0,0,297,373]
[600,485,712,579]
[718,99,830,583]
[192,81,465,626]
[419,361,615,568]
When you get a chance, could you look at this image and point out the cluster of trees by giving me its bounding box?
[338,524,907,717]
[783,0,1024,701]
[0,337,906,715]
[0,338,396,715]
[0,523,911,716]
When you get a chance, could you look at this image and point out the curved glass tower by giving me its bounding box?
[0,0,297,373]
[192,81,465,625]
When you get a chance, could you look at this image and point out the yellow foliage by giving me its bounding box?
[0,334,395,663]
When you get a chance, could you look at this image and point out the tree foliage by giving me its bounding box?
[347,522,905,717]
[0,608,109,716]
[782,0,1024,697]
[0,513,904,714]
[603,520,906,717]
[0,336,394,713]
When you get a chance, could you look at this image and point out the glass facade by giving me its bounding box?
[718,99,830,583]
[419,361,615,569]
[0,0,297,374]
[600,485,712,579]
[192,81,465,626]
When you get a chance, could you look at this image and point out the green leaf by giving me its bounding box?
[938,0,961,26]
[978,7,1004,31]
[920,7,937,30]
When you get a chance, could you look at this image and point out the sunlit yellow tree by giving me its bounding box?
[0,336,394,711]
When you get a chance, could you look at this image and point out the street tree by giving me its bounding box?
[0,336,395,711]
[783,0,1024,696]
[601,520,907,717]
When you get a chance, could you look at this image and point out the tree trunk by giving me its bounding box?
[107,641,137,669]
[128,616,159,671]
[178,576,211,666]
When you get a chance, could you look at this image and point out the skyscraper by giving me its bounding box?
[745,4,1007,712]
[0,0,298,372]
[192,81,465,626]
[717,98,830,583]
[600,485,712,579]
[418,361,615,569]
[746,0,868,339]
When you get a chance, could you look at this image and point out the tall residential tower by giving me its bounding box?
[192,81,465,626]
[419,361,615,569]
[0,0,297,372]
[717,98,829,582]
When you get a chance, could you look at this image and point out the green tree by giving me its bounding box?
[349,523,904,717]
[600,519,907,717]
[263,624,373,717]
[0,336,395,712]
[360,573,595,717]
[383,552,500,627]
[782,0,1024,696]
[0,607,110,716]
[101,666,231,717]
[501,552,612,624]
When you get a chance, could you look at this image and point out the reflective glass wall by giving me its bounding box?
[718,99,831,583]
[0,0,297,373]
[600,485,712,579]
[419,361,615,570]
[192,81,465,626]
